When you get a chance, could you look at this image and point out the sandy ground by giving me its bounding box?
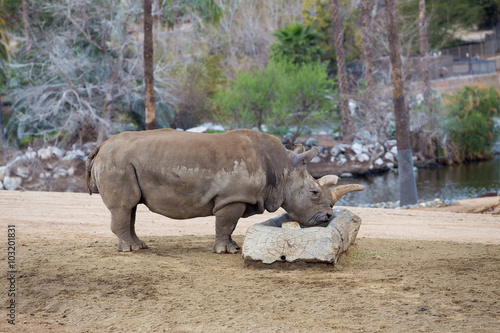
[1,191,500,332]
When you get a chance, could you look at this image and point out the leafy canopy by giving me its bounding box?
[214,57,338,139]
[444,84,500,161]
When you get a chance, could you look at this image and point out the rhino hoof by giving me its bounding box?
[212,242,239,254]
[117,240,148,252]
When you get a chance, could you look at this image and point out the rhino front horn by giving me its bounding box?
[330,184,365,204]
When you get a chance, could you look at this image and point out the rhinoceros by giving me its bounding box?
[85,129,364,253]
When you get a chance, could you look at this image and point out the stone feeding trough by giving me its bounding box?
[243,175,364,266]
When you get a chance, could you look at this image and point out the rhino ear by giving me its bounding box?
[291,146,317,166]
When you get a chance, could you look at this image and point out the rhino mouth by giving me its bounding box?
[306,211,333,226]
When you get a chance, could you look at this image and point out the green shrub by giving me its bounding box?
[213,57,338,139]
[444,84,499,161]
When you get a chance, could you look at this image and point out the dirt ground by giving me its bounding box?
[1,191,500,332]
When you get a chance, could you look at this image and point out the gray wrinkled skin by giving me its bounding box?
[86,129,344,254]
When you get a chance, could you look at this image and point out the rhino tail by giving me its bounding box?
[85,144,102,195]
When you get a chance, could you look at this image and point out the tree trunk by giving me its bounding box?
[328,0,354,141]
[22,0,31,52]
[385,0,418,206]
[144,0,156,130]
[361,0,374,93]
[0,96,6,158]
[419,0,431,105]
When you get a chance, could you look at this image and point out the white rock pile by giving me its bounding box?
[0,143,96,191]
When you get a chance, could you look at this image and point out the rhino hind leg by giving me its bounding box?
[111,206,148,252]
[129,206,148,250]
[212,203,246,254]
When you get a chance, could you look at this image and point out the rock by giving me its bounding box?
[211,124,226,132]
[281,133,294,143]
[53,167,68,179]
[37,147,53,160]
[186,125,208,133]
[16,166,30,179]
[340,172,353,178]
[24,148,36,160]
[356,153,370,163]
[351,142,363,155]
[310,156,321,163]
[385,139,397,149]
[390,146,398,156]
[242,208,362,264]
[330,145,345,157]
[303,137,319,149]
[0,180,3,190]
[348,99,358,115]
[0,166,9,181]
[63,149,85,161]
[375,158,384,166]
[337,154,347,165]
[67,166,75,177]
[387,162,395,169]
[3,176,22,191]
[51,147,66,159]
[384,152,395,162]
[356,129,377,143]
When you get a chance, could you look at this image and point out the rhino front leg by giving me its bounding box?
[213,203,246,254]
[110,206,148,252]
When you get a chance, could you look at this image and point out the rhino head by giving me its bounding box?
[281,144,365,227]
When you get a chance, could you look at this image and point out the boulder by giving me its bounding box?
[16,166,30,179]
[0,166,9,181]
[3,176,22,191]
[242,208,362,265]
[37,147,53,160]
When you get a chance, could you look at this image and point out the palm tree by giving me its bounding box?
[271,22,322,64]
[385,0,418,206]
[328,0,354,140]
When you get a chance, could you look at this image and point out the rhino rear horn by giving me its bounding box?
[293,144,305,154]
[329,184,365,204]
[318,175,339,187]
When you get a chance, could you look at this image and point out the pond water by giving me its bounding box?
[336,157,500,206]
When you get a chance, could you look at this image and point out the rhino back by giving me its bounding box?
[92,129,288,219]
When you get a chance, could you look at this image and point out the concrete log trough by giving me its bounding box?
[242,208,362,265]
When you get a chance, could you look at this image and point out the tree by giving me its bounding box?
[328,0,354,140]
[144,0,156,130]
[214,58,337,139]
[385,0,418,206]
[22,0,31,52]
[419,0,430,105]
[0,10,9,156]
[360,0,374,93]
[143,0,223,130]
[399,0,498,49]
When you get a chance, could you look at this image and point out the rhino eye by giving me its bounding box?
[310,189,319,196]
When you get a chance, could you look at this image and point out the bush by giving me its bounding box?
[444,84,499,161]
[213,57,338,139]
